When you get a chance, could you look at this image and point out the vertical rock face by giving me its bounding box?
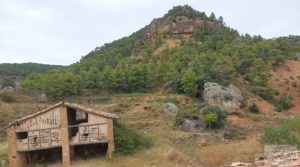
[202,82,243,114]
[143,16,202,38]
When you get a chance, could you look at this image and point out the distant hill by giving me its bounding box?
[0,63,65,78]
[21,5,300,99]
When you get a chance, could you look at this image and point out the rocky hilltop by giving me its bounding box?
[142,5,218,39]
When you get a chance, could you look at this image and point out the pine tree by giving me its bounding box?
[181,68,197,97]
[101,65,116,93]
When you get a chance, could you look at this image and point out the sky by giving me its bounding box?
[0,0,299,65]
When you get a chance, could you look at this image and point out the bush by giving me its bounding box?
[0,93,16,103]
[200,106,227,129]
[114,121,151,155]
[251,86,278,101]
[274,94,294,112]
[261,118,300,148]
[174,110,195,127]
[113,107,122,113]
[248,103,260,113]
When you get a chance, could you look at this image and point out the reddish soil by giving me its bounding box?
[153,39,181,55]
[269,59,300,113]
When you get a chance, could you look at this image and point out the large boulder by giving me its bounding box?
[202,82,243,114]
[164,102,178,114]
[181,118,206,132]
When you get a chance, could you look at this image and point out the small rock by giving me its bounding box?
[164,102,178,114]
[37,93,48,103]
[0,86,14,93]
[143,105,152,110]
[181,118,206,132]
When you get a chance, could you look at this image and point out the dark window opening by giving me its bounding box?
[67,107,89,138]
[16,132,28,140]
[27,147,62,165]
[72,143,108,160]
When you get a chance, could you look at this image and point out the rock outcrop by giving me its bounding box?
[181,118,206,132]
[0,86,14,93]
[143,16,205,39]
[202,82,243,114]
[164,102,178,114]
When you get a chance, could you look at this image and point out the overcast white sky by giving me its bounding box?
[0,0,299,65]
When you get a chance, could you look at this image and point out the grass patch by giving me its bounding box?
[261,118,300,148]
[0,92,16,103]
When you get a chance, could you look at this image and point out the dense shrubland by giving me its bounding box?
[21,5,300,101]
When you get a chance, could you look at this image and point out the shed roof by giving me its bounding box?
[8,102,118,126]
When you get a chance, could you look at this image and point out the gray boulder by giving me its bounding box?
[0,86,14,93]
[202,82,243,114]
[37,93,48,103]
[164,102,178,114]
[14,82,22,91]
[181,118,206,132]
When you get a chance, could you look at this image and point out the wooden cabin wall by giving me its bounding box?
[14,107,61,132]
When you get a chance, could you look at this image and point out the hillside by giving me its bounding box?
[0,63,64,78]
[1,4,300,167]
[21,5,300,100]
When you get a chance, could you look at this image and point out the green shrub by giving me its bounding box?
[274,94,294,112]
[248,103,260,113]
[174,110,194,127]
[0,93,16,103]
[201,106,227,129]
[251,86,278,101]
[114,121,152,155]
[113,107,122,113]
[203,112,217,130]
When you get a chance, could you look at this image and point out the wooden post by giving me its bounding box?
[60,106,70,167]
[7,127,27,167]
[106,119,114,158]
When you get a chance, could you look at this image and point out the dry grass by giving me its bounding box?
[0,142,7,160]
[0,92,283,167]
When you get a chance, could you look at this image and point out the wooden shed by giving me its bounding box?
[7,102,118,167]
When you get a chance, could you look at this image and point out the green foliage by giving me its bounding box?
[22,69,79,99]
[203,112,217,130]
[114,121,152,155]
[248,103,260,113]
[250,86,278,101]
[0,63,64,77]
[201,106,227,129]
[163,5,208,20]
[174,110,194,127]
[261,118,300,148]
[20,5,300,98]
[274,94,294,112]
[0,78,15,88]
[181,68,197,97]
[0,92,16,103]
